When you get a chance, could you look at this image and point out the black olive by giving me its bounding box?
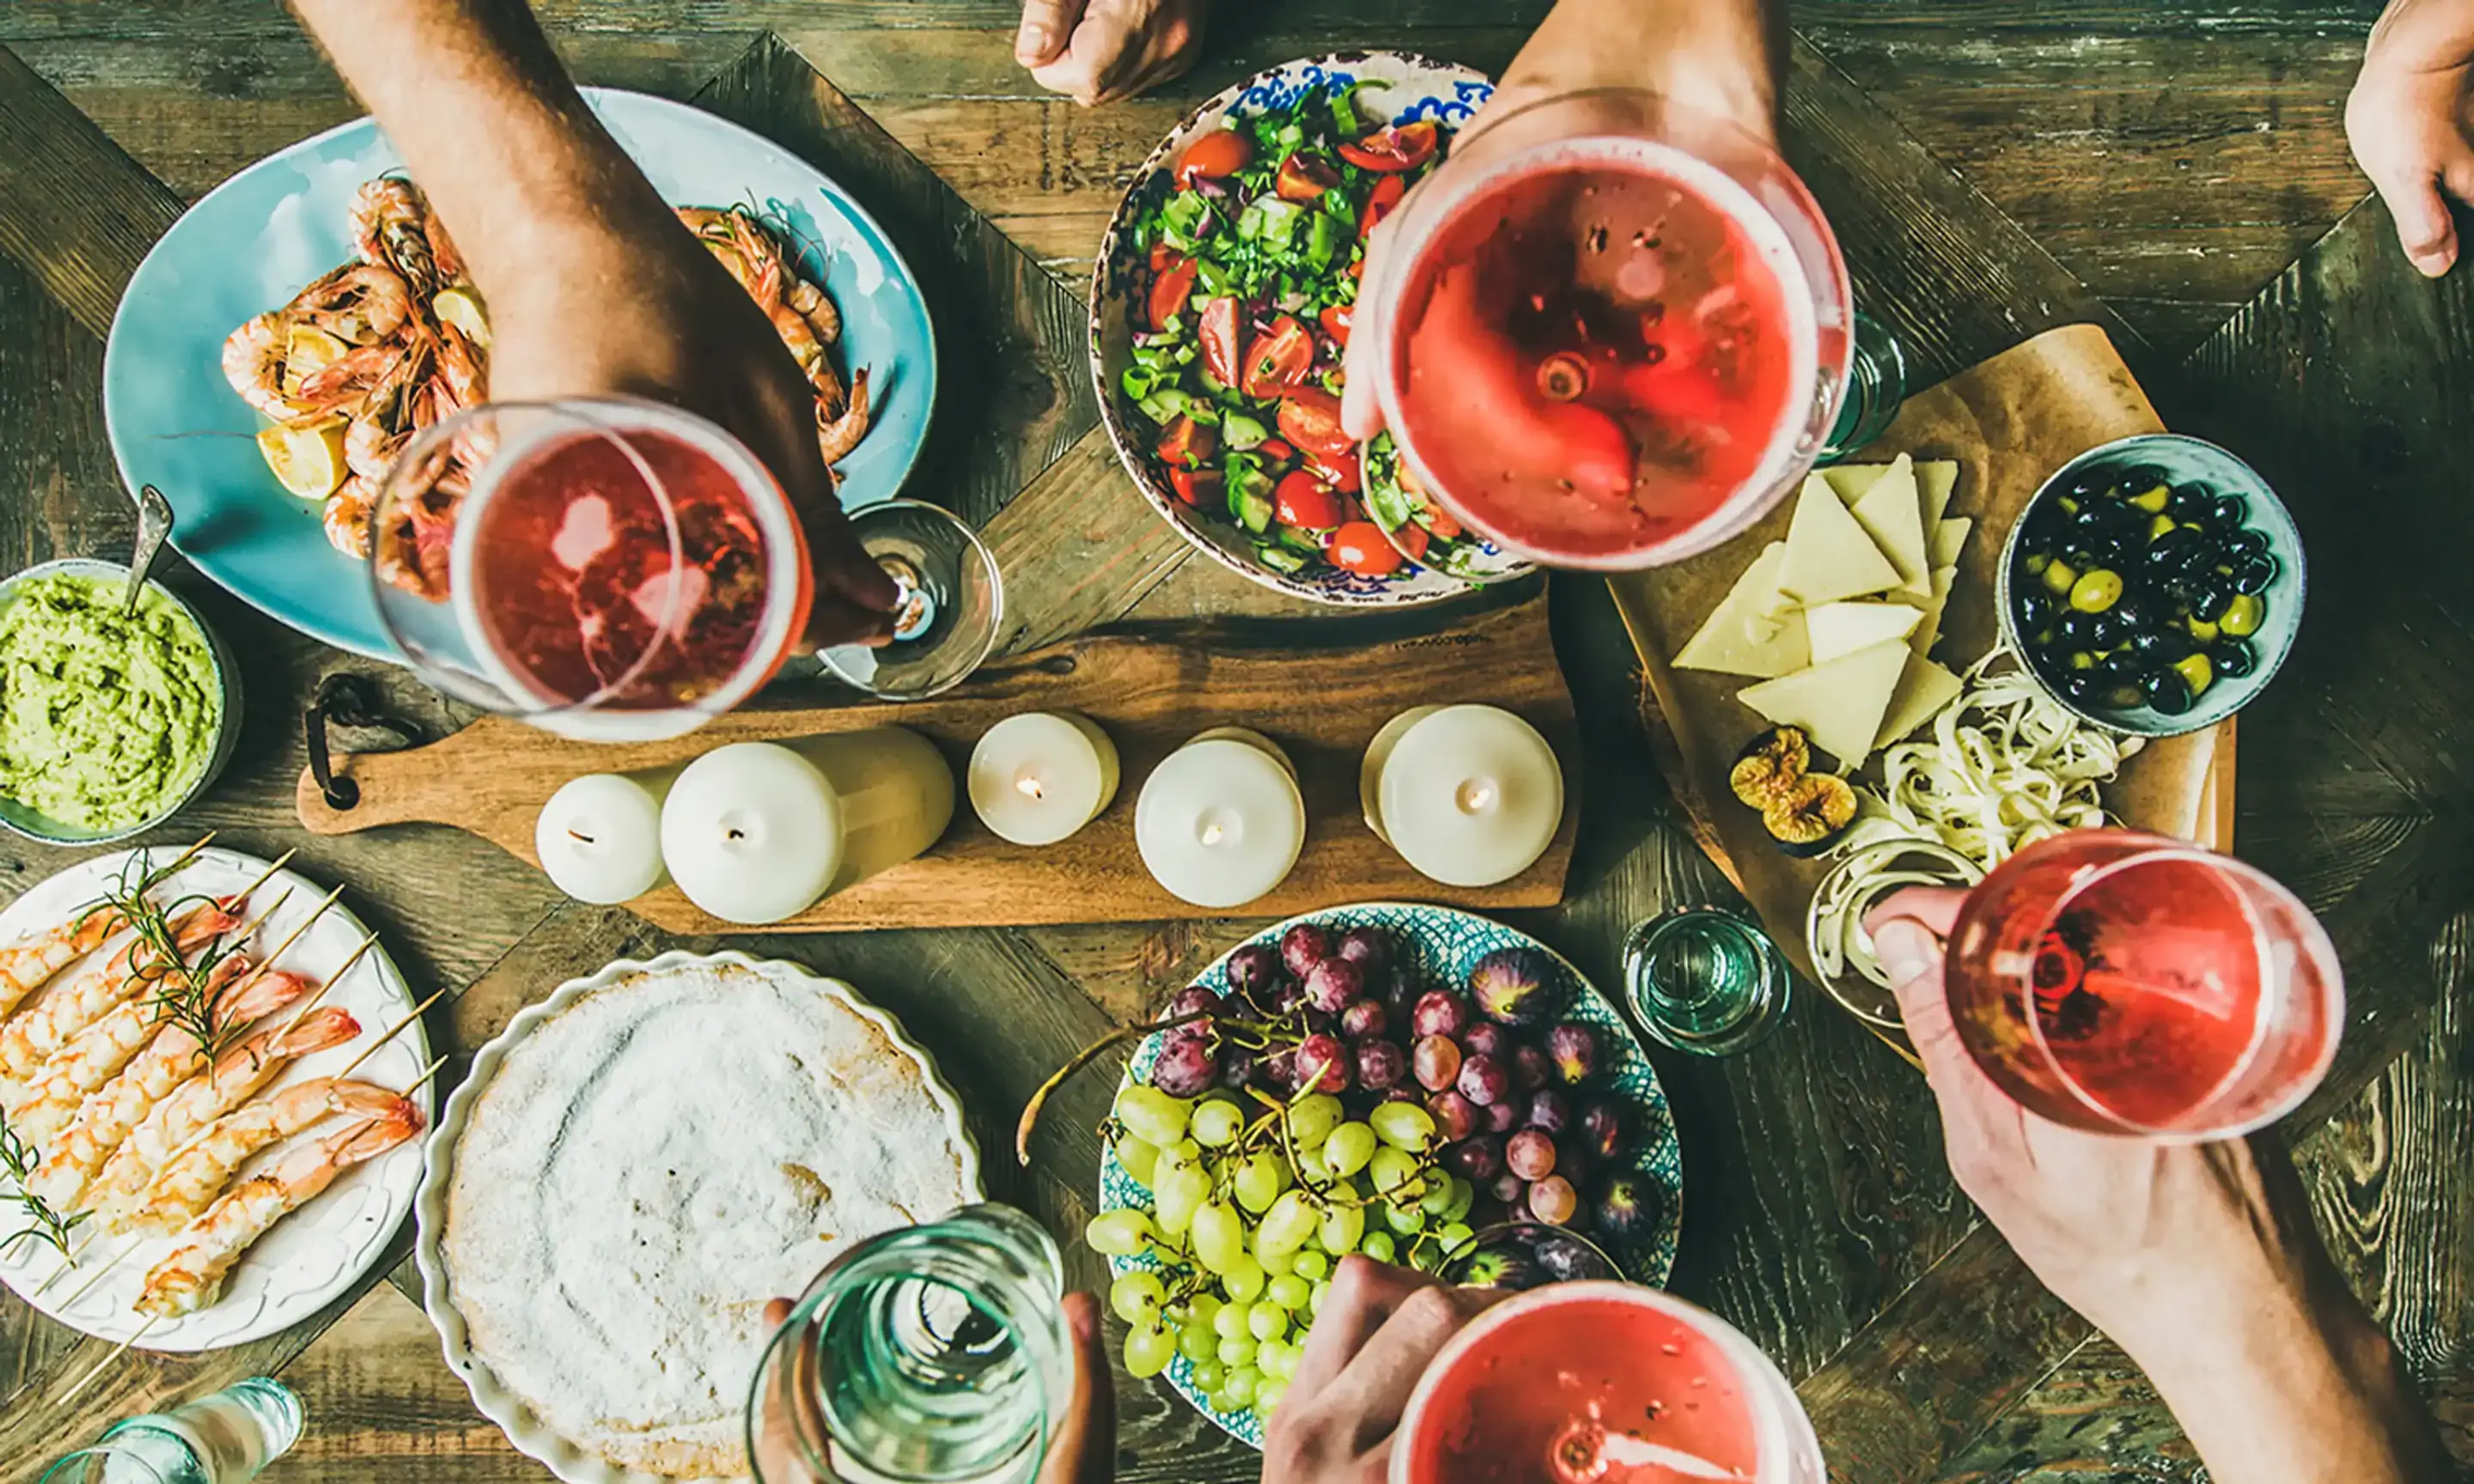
[2026,504,2070,544]
[2226,527,2267,561]
[2212,495,2249,526]
[2142,667,2195,715]
[2190,582,2233,623]
[2213,639,2258,678]
[2067,471,2107,500]
[2146,526,2204,570]
[2118,465,2166,496]
[2068,501,2112,535]
[2111,593,2151,631]
[2089,610,2132,648]
[2233,554,2279,593]
[2062,668,2103,702]
[2056,609,2099,648]
[2129,625,2191,660]
[2168,483,2214,520]
[2018,588,2053,632]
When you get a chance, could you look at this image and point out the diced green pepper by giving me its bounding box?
[1221,412,1269,450]
[1256,544,1310,573]
[1120,366,1161,402]
[1301,211,1338,271]
[1136,386,1191,424]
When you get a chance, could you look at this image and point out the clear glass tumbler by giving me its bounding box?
[40,1378,303,1484]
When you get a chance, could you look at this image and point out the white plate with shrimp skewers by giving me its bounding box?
[0,844,436,1351]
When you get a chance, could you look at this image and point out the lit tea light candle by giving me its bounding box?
[1367,705,1563,888]
[661,731,955,924]
[535,772,673,904]
[968,712,1120,846]
[1136,730,1306,909]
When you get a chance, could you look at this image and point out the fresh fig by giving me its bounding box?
[1546,1022,1602,1086]
[1593,1171,1661,1242]
[1456,1243,1546,1292]
[1578,1098,1632,1163]
[1467,946,1567,1028]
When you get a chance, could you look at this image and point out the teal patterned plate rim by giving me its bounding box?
[1098,901,1685,1451]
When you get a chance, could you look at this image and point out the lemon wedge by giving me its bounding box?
[279,325,349,397]
[257,421,347,500]
[433,285,491,347]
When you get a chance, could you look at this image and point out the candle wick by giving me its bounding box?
[568,829,597,846]
[1201,822,1225,847]
[1018,775,1045,801]
[726,828,746,842]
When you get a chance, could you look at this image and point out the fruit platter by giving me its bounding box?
[1081,903,1683,1447]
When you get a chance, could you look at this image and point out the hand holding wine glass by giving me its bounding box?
[1261,1257,1499,1484]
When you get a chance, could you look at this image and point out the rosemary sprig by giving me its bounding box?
[0,1108,87,1262]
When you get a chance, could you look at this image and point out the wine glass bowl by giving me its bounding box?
[817,500,1002,701]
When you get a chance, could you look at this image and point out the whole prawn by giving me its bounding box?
[282,262,411,347]
[0,906,126,1025]
[3,953,253,1141]
[125,1079,407,1238]
[0,899,240,1099]
[137,1103,424,1319]
[350,178,463,295]
[222,314,316,422]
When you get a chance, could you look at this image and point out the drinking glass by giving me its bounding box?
[747,1203,1074,1484]
[367,396,813,743]
[816,501,1003,701]
[1356,87,1855,571]
[1623,904,1791,1055]
[1814,310,1909,465]
[40,1378,303,1484]
[1390,1282,1825,1484]
[1941,828,2343,1139]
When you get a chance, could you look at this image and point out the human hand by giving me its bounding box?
[1015,0,1210,106]
[1868,888,2450,1484]
[483,205,899,648]
[2347,0,2474,276]
[753,1290,1115,1483]
[1262,1256,1499,1483]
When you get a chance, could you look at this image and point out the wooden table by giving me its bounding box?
[0,3,2468,1481]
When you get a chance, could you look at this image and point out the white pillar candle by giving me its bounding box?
[535,772,672,904]
[1136,731,1306,909]
[660,730,954,924]
[1369,705,1563,888]
[968,712,1120,846]
[1359,705,1442,842]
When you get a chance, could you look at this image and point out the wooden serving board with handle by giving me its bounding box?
[297,593,1578,933]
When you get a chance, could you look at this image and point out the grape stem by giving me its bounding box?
[1015,1008,1215,1165]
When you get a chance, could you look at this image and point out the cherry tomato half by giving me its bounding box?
[1338,120,1438,173]
[1316,303,1354,349]
[1389,519,1430,563]
[1330,520,1405,575]
[1273,470,1344,531]
[1175,129,1254,186]
[1243,315,1315,398]
[1198,296,1243,388]
[1303,447,1361,494]
[1148,254,1198,331]
[1274,152,1341,203]
[1277,387,1356,461]
[1362,173,1407,237]
[1256,436,1297,464]
[1155,414,1216,469]
[1168,466,1223,508]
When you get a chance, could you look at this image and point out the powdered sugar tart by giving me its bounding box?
[415,951,981,1484]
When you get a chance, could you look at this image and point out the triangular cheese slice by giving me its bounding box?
[1736,639,1910,766]
[1776,474,1900,605]
[1930,516,1971,569]
[1675,543,1809,678]
[1806,601,1923,664]
[1910,565,1958,660]
[1821,463,1890,504]
[1918,460,1960,527]
[1875,654,1963,749]
[1849,454,1931,599]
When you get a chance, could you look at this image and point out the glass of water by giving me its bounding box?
[1623,904,1792,1055]
[747,1203,1075,1484]
[40,1378,303,1484]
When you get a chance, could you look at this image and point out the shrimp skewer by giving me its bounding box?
[125,1081,413,1238]
[0,900,241,1100]
[0,907,127,1025]
[4,955,256,1141]
[137,1104,424,1319]
[44,1007,356,1220]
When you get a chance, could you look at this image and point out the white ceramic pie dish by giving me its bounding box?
[412,949,984,1484]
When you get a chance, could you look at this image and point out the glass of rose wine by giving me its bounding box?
[1391,1280,1825,1484]
[1356,88,1855,570]
[1941,828,2343,1139]
[366,398,814,742]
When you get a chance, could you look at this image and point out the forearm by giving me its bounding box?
[2367,0,2474,70]
[286,0,667,294]
[1501,0,1785,136]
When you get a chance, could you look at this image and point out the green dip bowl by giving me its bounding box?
[0,556,243,845]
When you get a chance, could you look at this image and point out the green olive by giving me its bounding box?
[2147,514,2176,540]
[2041,557,2079,597]
[2219,593,2264,637]
[2068,569,2124,613]
[2130,483,2172,514]
[2069,650,2098,671]
[2023,552,2050,576]
[2187,616,2221,645]
[2173,652,2215,698]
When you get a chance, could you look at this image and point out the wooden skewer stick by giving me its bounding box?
[401,1054,450,1101]
[222,847,298,907]
[1862,1019,1927,1074]
[265,907,363,1041]
[247,883,348,987]
[28,1232,97,1297]
[333,986,447,1082]
[49,1238,140,1311]
[55,1315,159,1408]
[137,833,216,889]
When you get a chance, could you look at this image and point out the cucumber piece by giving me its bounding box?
[1256,544,1310,574]
[1221,412,1269,450]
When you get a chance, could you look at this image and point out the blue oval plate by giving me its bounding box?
[102,88,936,660]
[1099,902,1685,1450]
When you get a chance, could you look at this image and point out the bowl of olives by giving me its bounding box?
[1998,433,2304,737]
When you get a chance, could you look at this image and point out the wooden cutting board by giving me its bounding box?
[296,593,1579,932]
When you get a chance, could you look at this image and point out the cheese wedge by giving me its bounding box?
[1776,473,1900,605]
[1821,463,1890,504]
[1918,460,1960,527]
[1849,454,1931,599]
[1675,542,1809,678]
[1909,565,1959,660]
[1807,600,1924,664]
[1875,654,1964,749]
[1736,639,1910,766]
[1931,516,1971,569]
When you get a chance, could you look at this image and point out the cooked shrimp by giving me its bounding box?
[725,211,847,409]
[70,1007,358,1223]
[816,368,872,465]
[370,468,458,599]
[222,313,316,421]
[137,1104,424,1318]
[323,473,377,559]
[283,263,411,346]
[294,339,414,418]
[0,899,239,1098]
[350,179,461,295]
[126,1080,409,1238]
[4,954,253,1143]
[343,417,405,484]
[0,906,126,1025]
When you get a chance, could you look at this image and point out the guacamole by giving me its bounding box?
[0,571,222,831]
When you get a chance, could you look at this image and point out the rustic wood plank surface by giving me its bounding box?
[1,1,2470,1481]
